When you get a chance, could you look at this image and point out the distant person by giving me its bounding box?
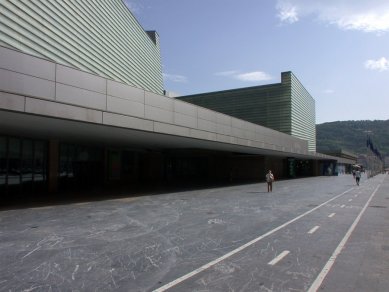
[352,169,356,179]
[266,170,274,192]
[355,169,361,186]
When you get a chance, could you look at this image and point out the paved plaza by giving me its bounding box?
[1,174,388,291]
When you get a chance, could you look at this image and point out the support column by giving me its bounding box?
[312,160,320,176]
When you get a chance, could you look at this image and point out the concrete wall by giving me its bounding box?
[0,46,312,158]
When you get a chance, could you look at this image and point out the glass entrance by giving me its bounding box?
[0,135,48,196]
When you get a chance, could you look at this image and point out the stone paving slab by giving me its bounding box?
[0,174,387,291]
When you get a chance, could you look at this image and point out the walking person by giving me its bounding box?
[355,169,361,186]
[266,170,274,192]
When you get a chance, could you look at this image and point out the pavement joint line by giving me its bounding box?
[328,213,336,218]
[268,250,290,266]
[308,226,320,234]
[307,183,382,292]
[152,187,355,292]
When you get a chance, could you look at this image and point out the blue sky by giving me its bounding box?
[125,0,389,124]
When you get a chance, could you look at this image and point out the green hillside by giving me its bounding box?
[316,120,389,158]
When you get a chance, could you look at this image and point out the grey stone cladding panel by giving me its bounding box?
[145,105,174,124]
[103,112,153,132]
[0,47,55,81]
[0,69,55,100]
[145,91,173,111]
[0,92,25,111]
[107,80,144,103]
[107,95,145,118]
[56,65,106,94]
[56,83,106,110]
[25,98,102,123]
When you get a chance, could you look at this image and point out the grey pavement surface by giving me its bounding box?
[0,174,388,291]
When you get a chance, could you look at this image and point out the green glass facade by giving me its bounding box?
[0,0,164,94]
[288,72,316,152]
[178,72,316,152]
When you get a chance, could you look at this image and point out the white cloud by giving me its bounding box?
[214,70,239,76]
[365,57,389,71]
[276,0,389,33]
[163,73,188,83]
[324,89,335,94]
[215,70,272,82]
[330,11,389,33]
[276,3,299,24]
[235,71,272,82]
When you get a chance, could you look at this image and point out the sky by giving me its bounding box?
[125,0,389,124]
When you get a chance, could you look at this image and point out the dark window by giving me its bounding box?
[0,137,7,191]
[59,143,103,190]
[0,135,48,196]
[8,138,21,188]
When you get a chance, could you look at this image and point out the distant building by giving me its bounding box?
[177,72,316,152]
[319,149,358,174]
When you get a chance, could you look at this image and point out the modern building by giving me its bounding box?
[318,149,358,174]
[177,72,316,152]
[0,0,163,94]
[0,1,353,201]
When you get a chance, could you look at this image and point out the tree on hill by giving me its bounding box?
[316,120,389,159]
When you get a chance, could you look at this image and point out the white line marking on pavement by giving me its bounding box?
[348,199,353,202]
[152,187,354,292]
[268,250,290,265]
[21,246,42,259]
[340,204,345,208]
[308,226,320,234]
[307,184,381,292]
[328,213,336,218]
